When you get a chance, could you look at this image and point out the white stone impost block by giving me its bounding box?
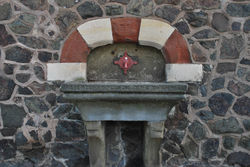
[47,63,86,82]
[139,19,175,49]
[166,64,203,82]
[77,18,113,48]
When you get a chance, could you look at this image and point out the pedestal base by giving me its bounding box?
[61,82,188,167]
[85,121,165,167]
[144,121,165,167]
[85,121,106,167]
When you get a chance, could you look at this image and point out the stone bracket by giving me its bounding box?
[85,121,105,141]
[85,121,106,167]
[147,121,165,139]
[144,121,165,167]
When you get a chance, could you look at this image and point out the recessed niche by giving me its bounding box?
[87,43,165,82]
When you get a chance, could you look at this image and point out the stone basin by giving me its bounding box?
[60,81,189,167]
[61,81,188,121]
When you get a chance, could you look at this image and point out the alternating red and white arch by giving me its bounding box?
[47,18,203,82]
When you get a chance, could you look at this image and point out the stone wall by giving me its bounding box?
[0,0,250,166]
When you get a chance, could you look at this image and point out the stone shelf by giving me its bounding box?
[61,81,188,93]
[61,81,188,121]
[60,81,189,167]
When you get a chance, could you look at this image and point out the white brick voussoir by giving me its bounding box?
[139,19,175,50]
[165,64,203,82]
[47,63,87,82]
[77,18,113,48]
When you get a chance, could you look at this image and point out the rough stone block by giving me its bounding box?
[139,19,175,49]
[155,5,180,23]
[127,0,154,17]
[165,64,203,82]
[77,1,103,19]
[47,63,86,81]
[106,5,123,16]
[77,18,113,48]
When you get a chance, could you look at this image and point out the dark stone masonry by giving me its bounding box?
[0,0,249,166]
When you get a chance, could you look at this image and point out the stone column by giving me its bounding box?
[85,121,106,167]
[143,121,165,167]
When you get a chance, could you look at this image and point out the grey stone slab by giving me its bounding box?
[63,93,186,101]
[76,101,173,121]
[61,82,188,93]
[61,82,187,121]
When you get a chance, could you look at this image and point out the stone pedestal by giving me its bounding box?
[144,121,165,167]
[61,82,188,167]
[85,121,106,167]
[85,121,165,167]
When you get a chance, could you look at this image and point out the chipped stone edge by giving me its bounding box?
[47,63,87,82]
[165,64,203,82]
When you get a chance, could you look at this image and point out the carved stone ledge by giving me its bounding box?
[60,82,189,167]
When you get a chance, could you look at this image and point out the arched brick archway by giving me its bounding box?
[60,17,191,64]
[47,18,202,82]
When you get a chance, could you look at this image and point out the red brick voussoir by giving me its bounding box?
[60,30,90,63]
[111,17,141,43]
[163,30,191,64]
[60,18,191,64]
